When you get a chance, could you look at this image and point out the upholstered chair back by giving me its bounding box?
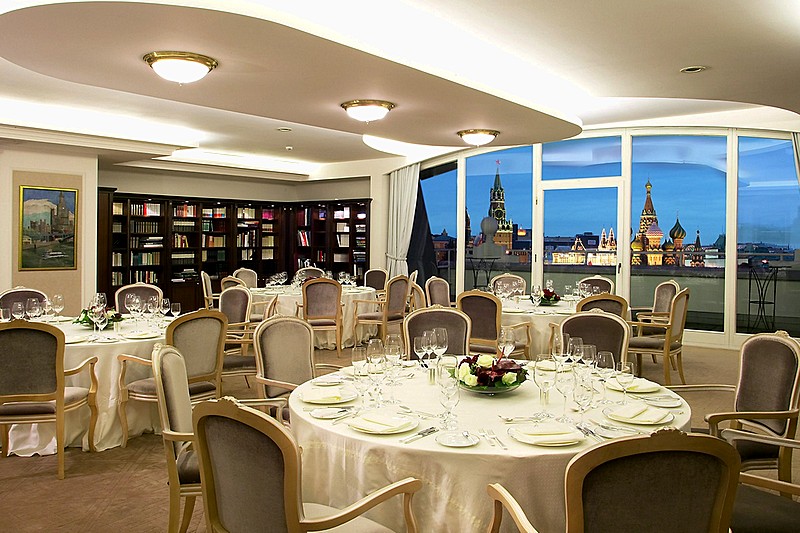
[576,293,629,318]
[669,289,690,344]
[302,278,341,319]
[166,310,227,381]
[489,273,527,295]
[425,277,451,307]
[386,275,410,316]
[364,268,388,291]
[736,332,800,437]
[579,276,614,294]
[254,317,315,398]
[296,266,324,280]
[233,268,258,288]
[561,310,630,364]
[0,287,48,311]
[0,321,61,396]
[409,282,426,311]
[219,286,251,324]
[201,271,215,308]
[457,290,501,345]
[403,307,471,358]
[152,344,193,456]
[115,283,162,314]
[653,280,680,313]
[220,276,246,291]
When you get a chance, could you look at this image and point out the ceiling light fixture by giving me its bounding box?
[679,65,708,74]
[340,100,395,122]
[143,51,218,84]
[457,129,500,146]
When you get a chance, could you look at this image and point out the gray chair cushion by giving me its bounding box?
[128,378,215,397]
[176,447,201,485]
[0,386,88,415]
[628,337,682,351]
[223,355,257,370]
[357,312,402,321]
[731,484,800,533]
[470,343,496,354]
[308,318,336,327]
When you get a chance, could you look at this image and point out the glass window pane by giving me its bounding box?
[737,137,800,335]
[631,135,727,332]
[543,187,618,294]
[465,146,532,290]
[542,136,621,180]
[421,165,457,293]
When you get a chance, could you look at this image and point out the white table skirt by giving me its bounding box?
[502,299,575,356]
[289,366,690,533]
[7,318,166,456]
[251,286,377,349]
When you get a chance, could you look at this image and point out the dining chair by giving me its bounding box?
[0,286,48,310]
[577,275,614,294]
[575,293,629,319]
[232,267,258,288]
[721,429,800,532]
[628,287,690,384]
[631,279,679,334]
[486,428,741,533]
[425,276,452,307]
[489,273,527,295]
[200,271,219,309]
[296,277,343,358]
[408,281,426,312]
[353,274,409,343]
[115,282,163,313]
[192,397,423,533]
[402,306,471,359]
[559,309,630,364]
[118,309,227,446]
[670,331,800,487]
[219,275,246,290]
[253,316,341,401]
[218,286,257,386]
[295,266,324,281]
[456,290,530,358]
[364,268,388,294]
[0,320,98,479]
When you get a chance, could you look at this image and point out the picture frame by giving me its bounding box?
[19,185,78,270]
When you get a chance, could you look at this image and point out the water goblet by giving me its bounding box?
[498,326,515,359]
[11,301,25,320]
[413,336,426,365]
[170,302,182,317]
[532,354,556,418]
[41,298,53,323]
[0,308,10,322]
[567,336,583,365]
[51,294,65,320]
[422,330,436,364]
[385,333,403,358]
[595,351,616,405]
[26,298,42,321]
[573,376,594,428]
[615,361,636,404]
[432,327,448,364]
[383,344,402,404]
[160,297,171,323]
[437,356,460,430]
[555,371,576,423]
[552,331,571,368]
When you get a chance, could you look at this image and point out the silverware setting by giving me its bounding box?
[398,405,439,419]
[478,428,495,446]
[400,426,439,444]
[486,428,508,450]
[498,415,542,423]
[595,422,644,434]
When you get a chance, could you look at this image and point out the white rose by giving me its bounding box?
[458,363,472,381]
[476,354,494,368]
[463,374,479,387]
[501,372,517,385]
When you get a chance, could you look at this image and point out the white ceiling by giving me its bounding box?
[0,0,798,179]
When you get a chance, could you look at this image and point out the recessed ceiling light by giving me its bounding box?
[143,51,218,83]
[341,100,395,122]
[679,65,708,74]
[277,127,292,132]
[457,129,500,146]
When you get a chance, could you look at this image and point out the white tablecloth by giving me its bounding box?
[251,286,377,349]
[7,318,166,456]
[289,366,690,533]
[502,299,576,356]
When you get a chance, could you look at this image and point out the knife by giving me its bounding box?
[400,426,439,444]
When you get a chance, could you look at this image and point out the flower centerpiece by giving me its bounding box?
[456,354,527,395]
[73,307,123,328]
[539,288,561,306]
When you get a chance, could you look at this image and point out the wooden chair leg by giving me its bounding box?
[663,349,672,386]
[179,495,196,533]
[56,411,65,480]
[675,351,686,384]
[87,400,98,453]
[1,424,9,458]
[168,484,181,533]
[335,324,342,358]
[635,353,643,377]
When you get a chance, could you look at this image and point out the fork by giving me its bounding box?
[478,428,496,447]
[486,429,508,450]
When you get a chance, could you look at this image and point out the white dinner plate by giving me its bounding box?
[603,406,674,426]
[606,378,661,393]
[339,366,354,377]
[65,335,89,344]
[347,416,418,435]
[300,388,358,405]
[436,431,479,448]
[641,396,682,408]
[503,308,527,314]
[507,426,584,447]
[93,336,119,343]
[309,407,356,419]
[311,375,346,387]
[122,332,161,340]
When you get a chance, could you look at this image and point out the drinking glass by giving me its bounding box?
[555,371,576,423]
[530,285,542,308]
[498,326,515,359]
[351,346,370,405]
[160,297,171,323]
[567,336,583,364]
[0,308,10,322]
[385,333,403,359]
[146,296,159,330]
[545,279,554,291]
[11,301,25,320]
[93,292,107,310]
[41,298,53,323]
[51,294,65,320]
[26,298,42,321]
[615,361,635,404]
[366,342,386,408]
[171,302,182,317]
[573,376,594,427]
[432,327,448,362]
[384,343,402,404]
[552,331,570,368]
[413,336,426,365]
[575,344,596,379]
[564,285,572,301]
[127,295,142,332]
[532,354,556,418]
[437,355,460,430]
[595,351,616,405]
[422,330,436,363]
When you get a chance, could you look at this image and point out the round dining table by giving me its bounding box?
[502,298,577,356]
[6,316,167,456]
[289,363,690,533]
[251,285,377,348]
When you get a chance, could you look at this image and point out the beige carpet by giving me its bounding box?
[0,345,794,532]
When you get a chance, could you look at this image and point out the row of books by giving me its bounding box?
[130,202,162,217]
[173,220,196,231]
[201,207,227,218]
[131,251,161,266]
[130,220,160,233]
[203,235,227,247]
[237,231,257,247]
[237,207,257,219]
[173,204,197,217]
[130,236,163,248]
[173,234,193,248]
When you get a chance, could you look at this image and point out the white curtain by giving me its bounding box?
[386,163,420,277]
[792,133,800,188]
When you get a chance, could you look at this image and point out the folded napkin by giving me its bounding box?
[610,404,671,424]
[608,377,660,393]
[348,412,411,433]
[514,422,584,445]
[302,386,343,403]
[518,421,576,436]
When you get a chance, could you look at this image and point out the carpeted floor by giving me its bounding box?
[0,345,795,532]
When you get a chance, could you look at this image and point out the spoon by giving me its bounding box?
[498,414,542,423]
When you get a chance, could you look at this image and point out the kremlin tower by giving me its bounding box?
[488,163,514,248]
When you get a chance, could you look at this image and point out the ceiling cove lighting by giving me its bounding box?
[457,129,500,146]
[341,100,395,122]
[143,51,218,84]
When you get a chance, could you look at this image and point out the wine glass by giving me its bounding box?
[532,354,556,418]
[567,336,583,365]
[575,344,596,381]
[127,295,142,332]
[351,345,370,406]
[615,361,636,404]
[26,298,42,321]
[170,302,182,317]
[11,301,25,320]
[146,296,159,330]
[366,339,385,408]
[552,331,570,368]
[498,326,515,359]
[437,355,460,430]
[51,294,65,320]
[573,376,594,428]
[555,370,576,423]
[432,327,448,363]
[93,292,107,310]
[595,351,616,405]
[530,285,542,308]
[0,308,10,322]
[41,298,53,323]
[422,330,436,364]
[413,336,427,365]
[384,342,402,404]
[385,333,403,358]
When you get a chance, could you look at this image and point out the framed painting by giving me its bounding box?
[19,185,78,270]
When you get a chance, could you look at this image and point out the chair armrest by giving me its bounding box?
[64,356,99,376]
[117,353,153,366]
[486,483,539,533]
[721,429,800,497]
[236,397,288,411]
[301,477,423,531]
[295,302,303,317]
[705,409,799,436]
[315,363,344,372]
[253,376,298,392]
[162,429,194,442]
[667,384,735,394]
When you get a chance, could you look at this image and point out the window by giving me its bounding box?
[542,136,621,180]
[420,163,458,290]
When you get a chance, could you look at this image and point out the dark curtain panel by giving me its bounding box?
[406,181,438,287]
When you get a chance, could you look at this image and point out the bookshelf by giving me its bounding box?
[200,203,230,283]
